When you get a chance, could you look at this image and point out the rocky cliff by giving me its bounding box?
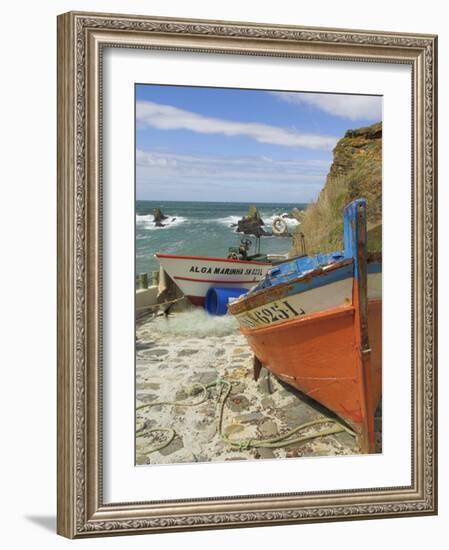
[291,121,382,256]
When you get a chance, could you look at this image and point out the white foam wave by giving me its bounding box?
[214,214,299,228]
[214,214,300,237]
[135,212,299,232]
[152,309,238,337]
[136,214,187,230]
[215,215,242,227]
[262,213,300,227]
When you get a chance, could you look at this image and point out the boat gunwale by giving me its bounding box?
[155,252,272,266]
[239,303,355,335]
[239,297,381,337]
[229,258,354,314]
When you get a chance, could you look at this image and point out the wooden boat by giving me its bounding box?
[228,199,382,453]
[155,237,286,306]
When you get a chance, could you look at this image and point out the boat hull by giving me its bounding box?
[230,263,382,451]
[155,253,271,305]
[239,298,381,442]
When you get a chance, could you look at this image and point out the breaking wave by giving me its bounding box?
[263,213,300,227]
[215,215,241,227]
[136,214,187,230]
[211,214,300,237]
[214,213,300,229]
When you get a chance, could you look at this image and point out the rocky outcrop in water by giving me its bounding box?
[236,205,271,237]
[153,207,169,227]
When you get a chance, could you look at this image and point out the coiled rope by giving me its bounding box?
[136,378,355,455]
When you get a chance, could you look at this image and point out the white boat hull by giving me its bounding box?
[234,272,381,330]
[155,253,272,305]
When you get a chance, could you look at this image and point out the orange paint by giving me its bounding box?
[240,297,382,452]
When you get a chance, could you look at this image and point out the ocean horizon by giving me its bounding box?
[136,200,309,275]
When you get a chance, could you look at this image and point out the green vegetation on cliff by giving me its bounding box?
[291,121,382,256]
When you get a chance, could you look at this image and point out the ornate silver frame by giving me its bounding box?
[57,11,438,538]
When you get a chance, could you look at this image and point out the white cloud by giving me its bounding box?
[136,149,330,183]
[271,92,382,121]
[136,149,330,202]
[136,101,338,150]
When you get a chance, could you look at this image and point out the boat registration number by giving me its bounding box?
[237,299,305,329]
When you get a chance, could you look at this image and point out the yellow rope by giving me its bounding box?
[212,379,354,450]
[136,383,209,454]
[136,378,356,455]
[136,428,176,454]
[136,383,209,411]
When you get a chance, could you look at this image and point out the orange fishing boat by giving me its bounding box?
[228,199,382,453]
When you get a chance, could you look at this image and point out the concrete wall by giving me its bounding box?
[136,285,159,314]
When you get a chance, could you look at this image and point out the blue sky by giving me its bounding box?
[136,84,382,203]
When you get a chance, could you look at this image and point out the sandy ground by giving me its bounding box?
[135,308,361,466]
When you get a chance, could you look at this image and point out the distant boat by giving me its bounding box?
[228,199,382,453]
[155,237,287,306]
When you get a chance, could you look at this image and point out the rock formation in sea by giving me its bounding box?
[236,205,271,237]
[153,207,168,227]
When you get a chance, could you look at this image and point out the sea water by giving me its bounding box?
[136,200,307,276]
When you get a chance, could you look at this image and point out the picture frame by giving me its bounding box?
[57,11,437,538]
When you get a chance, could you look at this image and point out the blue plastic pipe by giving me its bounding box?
[204,287,248,316]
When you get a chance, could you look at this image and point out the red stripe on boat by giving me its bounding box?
[174,276,256,284]
[155,253,271,266]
